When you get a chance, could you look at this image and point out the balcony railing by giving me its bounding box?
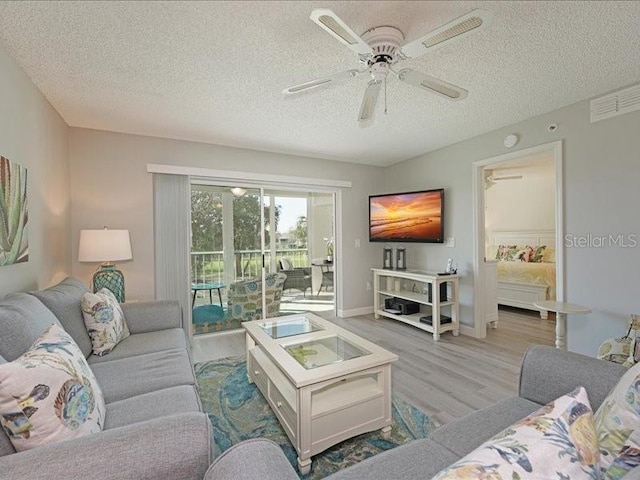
[191,248,309,284]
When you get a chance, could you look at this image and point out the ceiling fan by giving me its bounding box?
[484,170,523,189]
[283,8,492,124]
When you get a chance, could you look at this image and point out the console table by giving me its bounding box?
[372,268,460,341]
[243,313,397,474]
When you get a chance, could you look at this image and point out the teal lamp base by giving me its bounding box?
[93,264,125,303]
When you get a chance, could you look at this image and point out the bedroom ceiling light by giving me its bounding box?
[230,187,247,197]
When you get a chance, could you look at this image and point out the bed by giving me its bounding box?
[488,230,557,319]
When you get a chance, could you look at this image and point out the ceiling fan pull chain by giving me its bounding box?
[384,78,388,115]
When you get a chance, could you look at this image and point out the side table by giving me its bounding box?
[191,282,225,308]
[534,300,591,349]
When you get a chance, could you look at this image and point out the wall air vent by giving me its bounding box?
[590,83,640,123]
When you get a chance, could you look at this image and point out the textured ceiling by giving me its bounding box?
[0,1,639,166]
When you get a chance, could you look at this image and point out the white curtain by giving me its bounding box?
[153,173,191,341]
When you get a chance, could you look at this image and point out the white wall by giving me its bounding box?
[69,128,384,314]
[0,47,71,297]
[485,161,555,240]
[386,83,640,356]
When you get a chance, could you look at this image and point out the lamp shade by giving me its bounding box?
[78,229,132,263]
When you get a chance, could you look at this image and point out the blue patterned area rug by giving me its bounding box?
[195,356,437,479]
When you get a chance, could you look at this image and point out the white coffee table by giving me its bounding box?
[534,300,591,349]
[243,313,398,474]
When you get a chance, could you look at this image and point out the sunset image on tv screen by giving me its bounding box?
[370,191,442,241]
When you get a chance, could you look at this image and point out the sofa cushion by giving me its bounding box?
[30,277,92,358]
[81,288,130,356]
[0,293,61,361]
[105,385,201,430]
[205,439,299,480]
[432,387,599,480]
[595,359,640,478]
[431,396,542,457]
[0,324,106,452]
[325,438,458,480]
[0,428,15,457]
[87,328,187,364]
[90,348,195,403]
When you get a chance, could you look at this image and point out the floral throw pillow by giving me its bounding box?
[594,359,640,479]
[516,245,547,262]
[433,387,600,480]
[495,244,518,261]
[81,288,130,356]
[0,324,105,451]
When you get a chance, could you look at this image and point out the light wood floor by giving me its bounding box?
[192,306,555,426]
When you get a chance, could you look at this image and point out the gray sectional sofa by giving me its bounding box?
[205,345,640,480]
[0,277,212,480]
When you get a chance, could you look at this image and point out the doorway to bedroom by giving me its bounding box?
[473,141,563,340]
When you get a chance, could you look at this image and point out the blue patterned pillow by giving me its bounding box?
[0,324,105,451]
[433,387,599,479]
[81,288,130,356]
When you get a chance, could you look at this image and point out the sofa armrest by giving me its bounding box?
[0,412,211,480]
[204,439,298,480]
[519,345,626,410]
[121,300,182,333]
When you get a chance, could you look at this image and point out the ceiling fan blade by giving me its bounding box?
[310,9,373,56]
[358,80,381,123]
[492,175,523,181]
[397,69,468,101]
[283,69,363,95]
[400,9,492,58]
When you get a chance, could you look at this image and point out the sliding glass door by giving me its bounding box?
[190,183,335,335]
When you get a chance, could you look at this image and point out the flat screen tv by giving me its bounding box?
[369,189,444,243]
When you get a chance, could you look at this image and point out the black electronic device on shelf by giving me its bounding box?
[384,297,420,315]
[419,315,452,326]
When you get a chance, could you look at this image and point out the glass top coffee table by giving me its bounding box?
[243,313,398,474]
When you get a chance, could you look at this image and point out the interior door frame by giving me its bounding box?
[471,140,564,338]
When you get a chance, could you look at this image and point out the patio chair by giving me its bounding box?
[278,258,312,297]
[227,272,287,321]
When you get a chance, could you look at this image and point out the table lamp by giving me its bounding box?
[79,228,132,302]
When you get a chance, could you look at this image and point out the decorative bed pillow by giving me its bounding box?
[485,245,499,261]
[594,359,640,478]
[516,245,547,263]
[0,324,105,451]
[495,244,518,261]
[542,246,556,263]
[81,288,130,356]
[433,387,600,480]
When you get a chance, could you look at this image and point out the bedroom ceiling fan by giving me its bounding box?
[484,170,523,189]
[283,8,492,124]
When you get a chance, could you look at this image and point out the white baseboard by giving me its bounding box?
[337,306,374,318]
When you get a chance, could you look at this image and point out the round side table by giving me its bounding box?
[534,300,591,349]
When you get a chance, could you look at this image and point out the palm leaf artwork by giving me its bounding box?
[0,156,28,266]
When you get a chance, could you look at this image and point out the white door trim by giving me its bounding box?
[472,140,564,338]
